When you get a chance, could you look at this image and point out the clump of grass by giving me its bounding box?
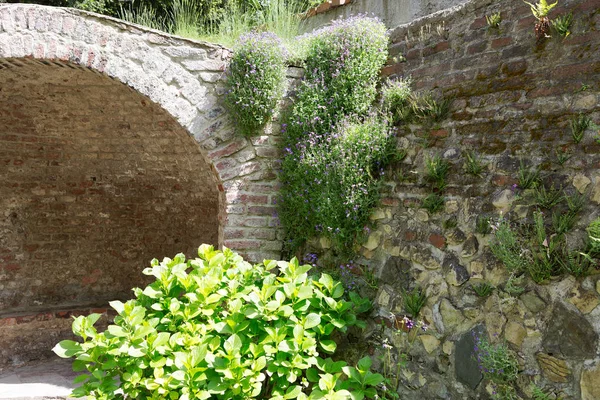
[464,151,485,176]
[421,193,445,213]
[551,12,573,38]
[489,218,527,272]
[533,184,563,209]
[555,147,572,165]
[444,216,458,230]
[565,191,585,214]
[587,217,600,254]
[552,211,577,235]
[531,384,553,400]
[560,251,592,277]
[472,282,494,297]
[570,114,591,144]
[518,160,540,189]
[486,12,502,29]
[425,154,450,190]
[476,215,492,235]
[119,2,168,31]
[402,286,427,318]
[381,77,413,125]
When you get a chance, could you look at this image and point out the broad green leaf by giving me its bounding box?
[224,334,242,354]
[319,340,337,353]
[304,313,321,330]
[331,283,344,299]
[109,300,125,315]
[52,340,82,358]
[319,274,334,290]
[357,356,372,372]
[284,385,302,399]
[363,373,384,386]
[107,325,128,338]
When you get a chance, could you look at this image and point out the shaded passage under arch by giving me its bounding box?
[0,59,221,315]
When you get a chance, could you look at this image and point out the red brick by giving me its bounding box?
[404,231,418,241]
[470,16,487,30]
[429,233,446,249]
[492,37,513,49]
[381,197,399,207]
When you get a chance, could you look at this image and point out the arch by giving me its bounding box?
[0,4,283,264]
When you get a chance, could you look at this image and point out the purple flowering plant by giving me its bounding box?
[278,16,392,256]
[225,31,286,136]
[472,332,519,390]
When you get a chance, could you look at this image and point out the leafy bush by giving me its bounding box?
[279,17,389,256]
[53,246,382,399]
[380,78,412,125]
[473,334,519,399]
[225,32,286,136]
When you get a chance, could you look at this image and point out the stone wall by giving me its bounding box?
[312,0,600,398]
[302,0,468,32]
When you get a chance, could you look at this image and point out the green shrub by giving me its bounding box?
[380,78,412,125]
[473,334,519,399]
[225,32,286,136]
[421,193,445,214]
[53,245,383,399]
[279,17,389,256]
[489,218,528,272]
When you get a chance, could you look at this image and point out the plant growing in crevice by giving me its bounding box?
[523,0,558,40]
[490,218,528,272]
[551,12,573,38]
[552,210,576,235]
[476,215,493,235]
[587,217,600,254]
[565,190,585,214]
[444,216,458,230]
[402,286,427,318]
[570,113,591,144]
[473,333,520,399]
[425,154,450,190]
[559,250,592,277]
[421,193,445,214]
[381,77,413,125]
[486,12,502,29]
[464,151,485,176]
[518,161,540,189]
[225,32,286,136]
[504,273,526,296]
[555,147,572,165]
[533,184,563,209]
[472,282,494,297]
[410,92,452,123]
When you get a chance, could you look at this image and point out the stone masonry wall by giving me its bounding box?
[312,0,600,398]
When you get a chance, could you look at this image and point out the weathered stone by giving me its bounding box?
[370,208,386,220]
[416,209,429,222]
[442,340,454,355]
[536,353,571,383]
[492,189,515,213]
[445,200,459,214]
[380,257,411,290]
[376,288,392,308]
[574,94,597,110]
[542,302,598,359]
[581,362,600,400]
[573,174,591,194]
[485,310,506,338]
[412,246,441,269]
[443,253,469,286]
[429,233,446,249]
[504,321,526,349]
[439,298,464,332]
[568,285,600,314]
[364,231,382,251]
[468,260,484,279]
[520,291,546,313]
[461,235,479,258]
[592,175,600,205]
[455,325,485,389]
[420,335,440,354]
[446,228,467,245]
[596,280,600,295]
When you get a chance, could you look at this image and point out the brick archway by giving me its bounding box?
[0,4,283,366]
[0,4,283,260]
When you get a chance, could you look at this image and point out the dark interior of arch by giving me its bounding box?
[0,58,221,316]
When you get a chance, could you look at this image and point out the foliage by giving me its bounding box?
[523,0,558,20]
[490,218,528,273]
[518,161,540,189]
[119,2,168,31]
[225,32,286,136]
[504,273,526,296]
[565,190,585,214]
[53,245,386,399]
[408,92,452,123]
[279,17,390,256]
[473,334,519,385]
[424,154,450,190]
[555,147,572,165]
[531,385,553,400]
[587,217,600,254]
[476,215,492,235]
[552,12,573,38]
[380,78,413,125]
[570,114,591,144]
[464,151,485,176]
[401,287,427,318]
[533,184,563,209]
[472,282,494,297]
[421,193,445,214]
[559,250,592,278]
[486,12,502,29]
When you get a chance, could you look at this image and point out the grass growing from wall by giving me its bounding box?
[278,17,390,257]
